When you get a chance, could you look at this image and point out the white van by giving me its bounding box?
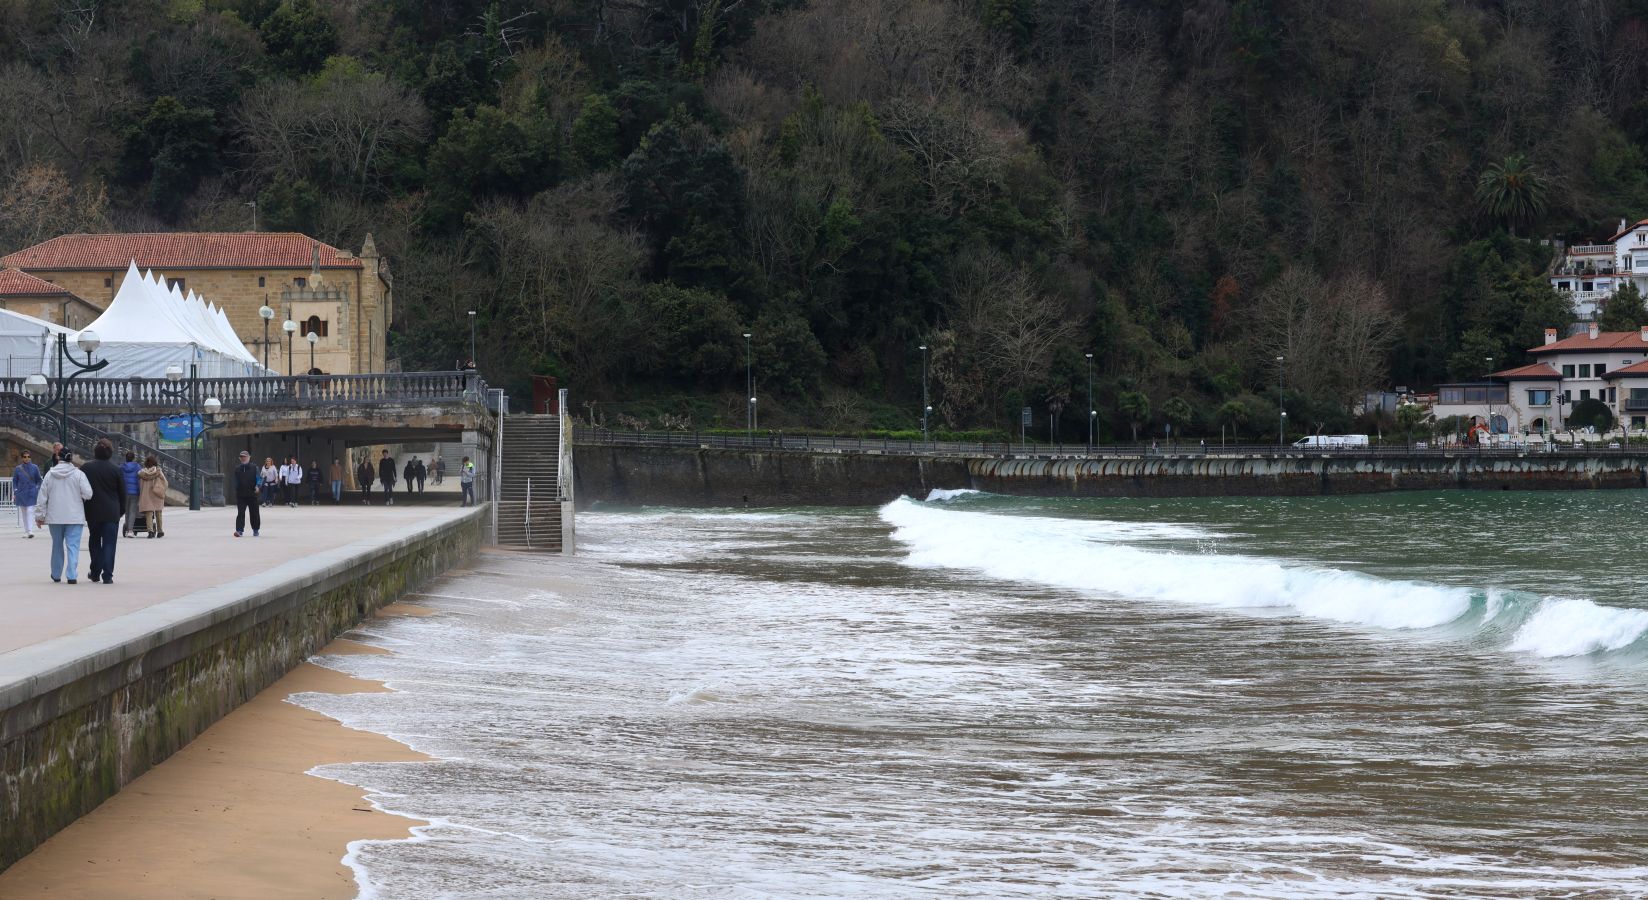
[1292,435,1370,449]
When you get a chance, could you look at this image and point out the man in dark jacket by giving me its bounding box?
[81,438,125,584]
[356,458,375,505]
[378,450,396,506]
[233,449,261,537]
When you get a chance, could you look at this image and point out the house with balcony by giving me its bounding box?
[1434,324,1648,437]
[1550,218,1648,322]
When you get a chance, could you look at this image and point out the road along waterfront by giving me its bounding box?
[300,490,1648,897]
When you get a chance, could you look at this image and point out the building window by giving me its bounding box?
[258,276,266,287]
[1563,390,1572,403]
[103,277,111,288]
[1562,364,1575,377]
[1581,389,1592,401]
[294,277,307,288]
[1528,389,1552,406]
[1610,387,1618,403]
[304,315,328,338]
[1558,281,1571,290]
[1596,363,1607,376]
[166,277,185,292]
[1584,281,1595,291]
[1579,364,1591,377]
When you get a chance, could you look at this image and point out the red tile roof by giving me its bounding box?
[1489,363,1560,380]
[1529,331,1648,354]
[1603,360,1648,379]
[0,233,363,271]
[0,268,73,297]
[1609,219,1648,242]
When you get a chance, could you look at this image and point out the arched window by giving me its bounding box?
[304,315,328,338]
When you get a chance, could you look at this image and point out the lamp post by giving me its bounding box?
[1276,355,1286,447]
[1085,352,1095,451]
[468,310,476,367]
[282,318,297,376]
[258,303,274,371]
[919,343,929,444]
[159,363,226,511]
[307,331,319,373]
[1485,356,1495,442]
[19,331,106,447]
[743,332,753,441]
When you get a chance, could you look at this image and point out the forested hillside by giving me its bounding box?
[3,0,1645,438]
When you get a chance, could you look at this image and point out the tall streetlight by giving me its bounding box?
[1085,352,1095,451]
[1484,356,1495,442]
[743,332,753,441]
[282,318,297,376]
[258,303,274,371]
[307,331,319,373]
[19,331,106,447]
[468,310,477,366]
[919,343,929,444]
[1276,355,1286,447]
[160,364,225,511]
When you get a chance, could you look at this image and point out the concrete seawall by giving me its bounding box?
[576,445,1648,506]
[0,506,486,869]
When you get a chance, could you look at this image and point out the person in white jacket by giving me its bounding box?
[35,448,93,584]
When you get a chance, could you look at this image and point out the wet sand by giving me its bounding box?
[0,608,435,899]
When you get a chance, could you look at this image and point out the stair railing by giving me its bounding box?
[525,476,533,550]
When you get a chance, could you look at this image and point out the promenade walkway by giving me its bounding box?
[1,504,461,656]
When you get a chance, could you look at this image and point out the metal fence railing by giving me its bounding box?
[574,427,1648,460]
[0,371,490,412]
[0,392,221,502]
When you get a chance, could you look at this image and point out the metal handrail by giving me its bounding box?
[0,391,221,501]
[0,371,490,411]
[524,476,533,550]
[572,426,1648,459]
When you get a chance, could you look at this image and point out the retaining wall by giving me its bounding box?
[576,445,1648,506]
[0,505,487,870]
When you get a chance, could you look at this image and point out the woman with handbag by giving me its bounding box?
[138,456,169,538]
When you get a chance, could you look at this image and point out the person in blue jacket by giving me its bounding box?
[12,448,42,538]
[120,450,142,538]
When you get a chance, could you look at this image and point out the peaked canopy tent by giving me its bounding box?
[73,262,271,379]
[0,307,72,378]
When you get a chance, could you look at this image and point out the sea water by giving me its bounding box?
[296,490,1648,897]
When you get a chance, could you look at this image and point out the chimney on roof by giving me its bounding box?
[1640,325,1647,342]
[1622,218,1629,235]
[1590,322,1601,340]
[1545,327,1558,345]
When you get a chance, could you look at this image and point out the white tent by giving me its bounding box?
[73,262,270,379]
[0,307,71,379]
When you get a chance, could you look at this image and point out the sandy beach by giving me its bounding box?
[0,606,437,899]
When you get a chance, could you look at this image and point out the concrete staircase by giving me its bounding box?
[495,414,564,552]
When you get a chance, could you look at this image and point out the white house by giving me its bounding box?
[1551,218,1648,321]
[1433,325,1648,436]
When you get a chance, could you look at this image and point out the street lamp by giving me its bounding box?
[468,310,477,367]
[1485,356,1495,442]
[919,343,929,445]
[281,318,297,376]
[743,332,753,441]
[258,303,274,371]
[307,331,319,373]
[1276,355,1286,447]
[159,363,226,511]
[18,330,107,447]
[1085,352,1095,451]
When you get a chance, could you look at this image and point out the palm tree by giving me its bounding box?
[1118,390,1150,443]
[1474,154,1547,236]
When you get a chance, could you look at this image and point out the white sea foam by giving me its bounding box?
[1506,597,1648,657]
[924,487,983,502]
[881,497,1472,630]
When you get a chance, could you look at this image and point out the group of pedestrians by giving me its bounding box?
[12,439,170,584]
[252,456,350,507]
[350,451,476,506]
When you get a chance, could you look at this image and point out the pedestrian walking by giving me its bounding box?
[402,458,415,497]
[259,457,278,507]
[138,456,168,538]
[357,457,375,504]
[378,450,396,505]
[329,458,344,504]
[413,457,427,492]
[282,456,303,507]
[305,460,322,505]
[12,448,41,538]
[433,457,445,485]
[233,450,261,537]
[36,447,91,583]
[460,456,475,506]
[80,439,123,585]
[120,450,142,538]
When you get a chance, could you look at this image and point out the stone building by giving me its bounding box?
[0,268,101,330]
[0,233,392,375]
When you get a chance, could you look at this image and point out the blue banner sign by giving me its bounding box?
[157,414,203,449]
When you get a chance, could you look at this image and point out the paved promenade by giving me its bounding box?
[0,503,466,656]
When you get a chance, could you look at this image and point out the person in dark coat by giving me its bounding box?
[378,450,396,505]
[233,450,261,537]
[356,458,375,505]
[305,460,323,505]
[412,457,426,492]
[12,448,42,538]
[80,438,125,585]
[120,450,142,538]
